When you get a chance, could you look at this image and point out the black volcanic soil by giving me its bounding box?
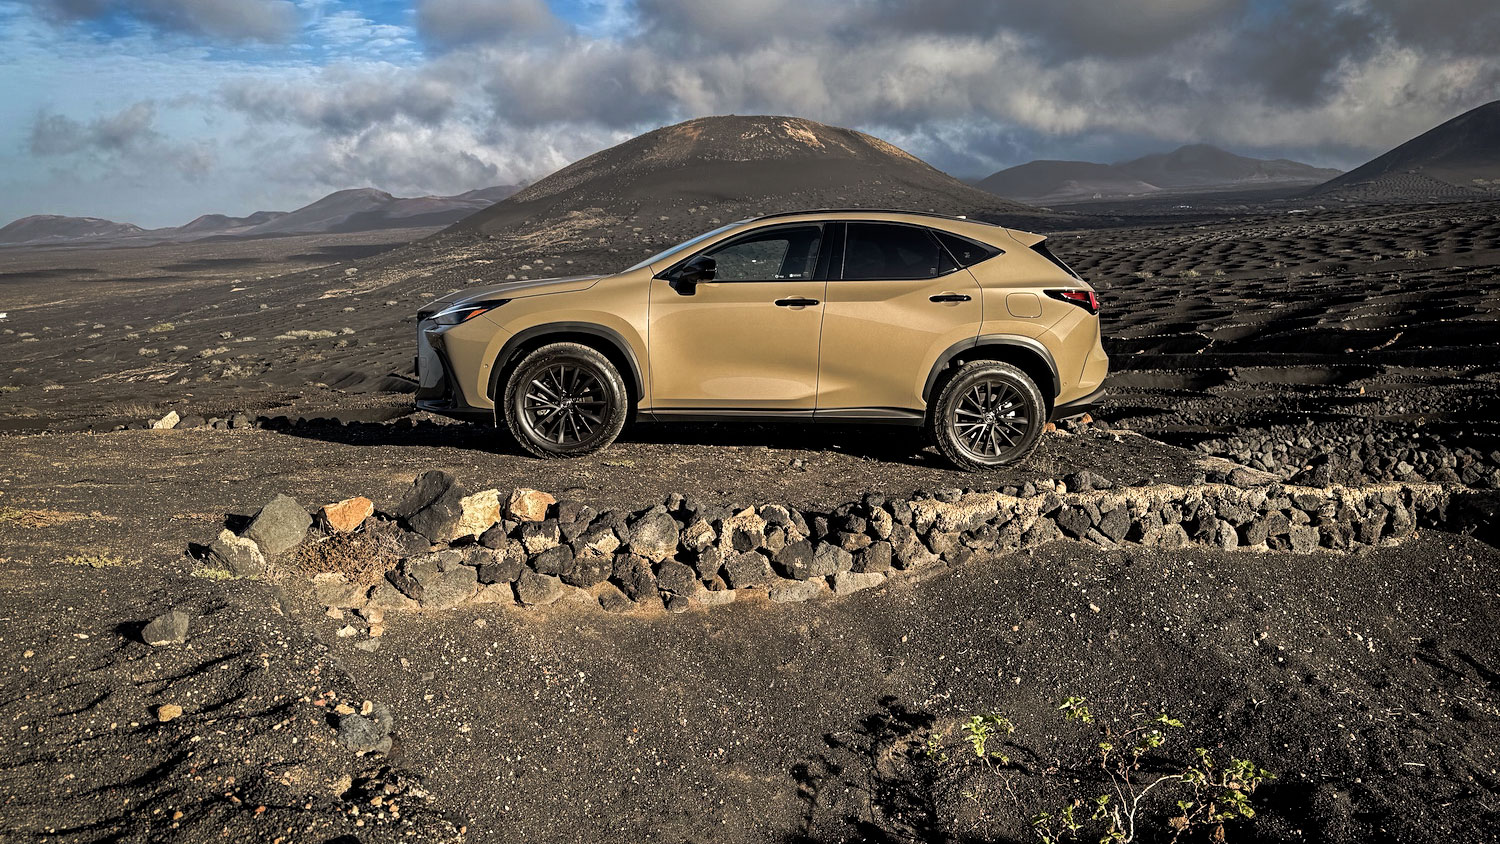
[2,132,1500,841]
[2,424,1498,843]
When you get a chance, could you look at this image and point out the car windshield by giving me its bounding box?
[624,221,748,272]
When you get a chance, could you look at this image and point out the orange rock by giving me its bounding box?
[157,703,183,723]
[320,496,373,533]
[506,488,555,522]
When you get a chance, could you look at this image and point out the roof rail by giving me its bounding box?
[748,208,1002,226]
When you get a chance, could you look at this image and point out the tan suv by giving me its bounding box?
[415,210,1107,470]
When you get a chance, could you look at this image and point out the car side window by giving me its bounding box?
[841,223,950,280]
[703,225,822,281]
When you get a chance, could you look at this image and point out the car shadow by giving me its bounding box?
[267,413,944,468]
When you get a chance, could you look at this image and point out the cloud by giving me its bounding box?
[224,64,464,133]
[6,0,1500,227]
[28,0,299,42]
[28,101,216,180]
[415,0,562,49]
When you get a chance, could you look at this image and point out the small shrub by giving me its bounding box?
[147,322,174,333]
[138,347,159,357]
[1032,698,1273,844]
[1402,249,1429,259]
[288,521,402,587]
[1131,271,1155,280]
[1179,269,1201,279]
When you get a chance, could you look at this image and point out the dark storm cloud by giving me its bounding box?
[30,101,159,155]
[27,0,299,42]
[29,101,215,179]
[415,0,563,49]
[223,68,461,133]
[202,0,1499,195]
[1372,0,1500,54]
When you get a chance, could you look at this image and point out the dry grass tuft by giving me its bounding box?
[0,507,90,529]
[63,552,132,567]
[287,521,403,587]
[276,329,338,341]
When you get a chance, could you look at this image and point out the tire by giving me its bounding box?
[928,360,1046,471]
[501,342,628,458]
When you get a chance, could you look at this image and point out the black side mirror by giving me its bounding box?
[672,255,716,295]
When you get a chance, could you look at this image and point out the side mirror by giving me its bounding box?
[672,255,716,295]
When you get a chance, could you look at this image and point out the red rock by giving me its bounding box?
[506,488,555,522]
[320,496,373,533]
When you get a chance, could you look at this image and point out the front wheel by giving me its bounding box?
[929,360,1046,471]
[502,342,628,458]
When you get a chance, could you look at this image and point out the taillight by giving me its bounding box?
[1046,288,1099,315]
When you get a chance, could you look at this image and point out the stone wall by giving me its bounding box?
[197,470,1472,620]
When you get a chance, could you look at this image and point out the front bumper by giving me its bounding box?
[414,321,491,422]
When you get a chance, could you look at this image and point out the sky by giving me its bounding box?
[2,0,1497,227]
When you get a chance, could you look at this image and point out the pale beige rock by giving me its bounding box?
[716,507,767,555]
[320,496,374,533]
[452,488,501,540]
[506,488,555,522]
[156,704,183,723]
[151,410,180,429]
[832,570,886,596]
[470,582,516,605]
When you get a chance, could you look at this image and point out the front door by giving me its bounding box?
[817,222,983,412]
[648,224,828,412]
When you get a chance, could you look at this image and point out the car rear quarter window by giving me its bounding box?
[934,231,1001,268]
[841,223,950,280]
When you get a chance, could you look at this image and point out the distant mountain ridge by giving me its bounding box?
[1312,100,1500,202]
[0,185,521,247]
[977,144,1342,203]
[0,215,147,245]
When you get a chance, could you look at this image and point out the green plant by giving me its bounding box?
[1031,698,1273,844]
[960,714,1015,763]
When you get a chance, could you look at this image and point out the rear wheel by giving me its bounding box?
[502,342,628,458]
[929,360,1045,471]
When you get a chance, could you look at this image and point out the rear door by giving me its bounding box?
[648,223,829,412]
[816,222,983,414]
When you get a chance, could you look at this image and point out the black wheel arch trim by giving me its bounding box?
[922,334,1061,402]
[488,322,645,404]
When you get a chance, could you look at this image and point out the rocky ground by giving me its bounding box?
[1,198,1498,843]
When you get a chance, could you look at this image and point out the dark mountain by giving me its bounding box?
[238,186,521,236]
[0,215,145,246]
[175,210,288,235]
[0,186,521,248]
[976,144,1341,204]
[1312,100,1500,202]
[1115,144,1340,189]
[451,115,1054,244]
[975,160,1159,203]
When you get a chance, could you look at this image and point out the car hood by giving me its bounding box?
[418,274,605,317]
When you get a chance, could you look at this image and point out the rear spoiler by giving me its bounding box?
[1004,228,1047,248]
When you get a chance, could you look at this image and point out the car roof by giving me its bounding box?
[742,209,1035,245]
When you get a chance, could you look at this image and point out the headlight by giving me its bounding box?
[431,299,509,326]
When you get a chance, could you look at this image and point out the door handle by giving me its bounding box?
[929,293,971,303]
[774,297,820,307]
